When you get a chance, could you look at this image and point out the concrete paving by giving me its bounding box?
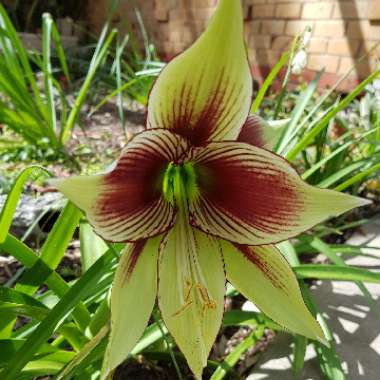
[248,216,380,380]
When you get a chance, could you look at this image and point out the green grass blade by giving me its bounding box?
[251,51,289,113]
[334,162,380,191]
[79,223,108,272]
[0,302,49,321]
[61,26,117,144]
[301,128,379,181]
[292,335,307,378]
[223,310,281,330]
[0,287,46,308]
[114,35,129,136]
[0,5,45,111]
[0,251,115,380]
[16,202,82,296]
[300,283,346,380]
[295,265,380,284]
[89,77,140,116]
[57,326,109,380]
[310,237,380,320]
[42,13,58,138]
[317,161,365,188]
[210,325,265,380]
[0,234,91,327]
[286,67,380,161]
[50,20,71,86]
[0,166,51,244]
[280,241,347,379]
[276,70,322,154]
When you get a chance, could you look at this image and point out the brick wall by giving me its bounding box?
[88,0,380,90]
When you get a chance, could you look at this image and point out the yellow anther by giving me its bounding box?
[172,300,193,317]
[172,281,216,318]
[195,283,217,310]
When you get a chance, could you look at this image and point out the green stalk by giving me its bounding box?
[61,27,117,144]
[286,67,380,161]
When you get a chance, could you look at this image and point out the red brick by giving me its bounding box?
[155,6,169,22]
[275,3,302,19]
[327,38,360,56]
[302,2,333,19]
[338,56,379,76]
[190,0,216,7]
[252,4,275,19]
[308,38,328,53]
[261,20,286,35]
[249,35,272,48]
[307,54,340,73]
[272,36,294,50]
[314,20,346,37]
[245,20,261,36]
[285,20,313,36]
[369,1,380,20]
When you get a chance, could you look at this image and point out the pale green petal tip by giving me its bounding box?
[313,322,329,346]
[338,192,372,212]
[317,335,330,347]
[209,0,244,35]
[352,195,372,207]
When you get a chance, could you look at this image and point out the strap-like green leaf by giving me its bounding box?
[295,264,380,284]
[0,251,115,380]
[0,166,51,244]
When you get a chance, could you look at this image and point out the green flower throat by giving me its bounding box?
[163,162,199,208]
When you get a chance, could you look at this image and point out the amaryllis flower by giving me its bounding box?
[51,1,369,378]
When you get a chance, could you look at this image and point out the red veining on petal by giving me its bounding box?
[99,150,167,218]
[121,240,146,285]
[237,115,265,148]
[195,154,302,233]
[151,67,246,146]
[92,130,188,242]
[235,244,287,291]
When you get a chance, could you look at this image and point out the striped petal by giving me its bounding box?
[102,238,160,378]
[147,0,252,146]
[222,242,326,342]
[51,129,189,242]
[237,114,287,150]
[158,217,225,379]
[189,142,370,245]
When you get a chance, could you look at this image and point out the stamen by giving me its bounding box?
[167,163,216,319]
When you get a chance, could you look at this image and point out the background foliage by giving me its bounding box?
[0,7,379,380]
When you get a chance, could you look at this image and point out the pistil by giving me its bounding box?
[163,162,215,318]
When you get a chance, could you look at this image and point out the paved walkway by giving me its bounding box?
[248,216,380,380]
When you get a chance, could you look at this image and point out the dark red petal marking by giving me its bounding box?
[188,142,306,245]
[120,240,147,286]
[94,129,189,242]
[237,115,266,148]
[234,244,287,291]
[148,68,249,146]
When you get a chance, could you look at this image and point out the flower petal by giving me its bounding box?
[237,114,287,150]
[158,218,225,379]
[222,241,325,342]
[102,238,160,377]
[189,142,370,245]
[147,0,252,145]
[50,129,189,242]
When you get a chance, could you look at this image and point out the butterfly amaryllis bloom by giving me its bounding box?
[51,0,369,378]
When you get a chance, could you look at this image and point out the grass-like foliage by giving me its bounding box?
[0,9,380,380]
